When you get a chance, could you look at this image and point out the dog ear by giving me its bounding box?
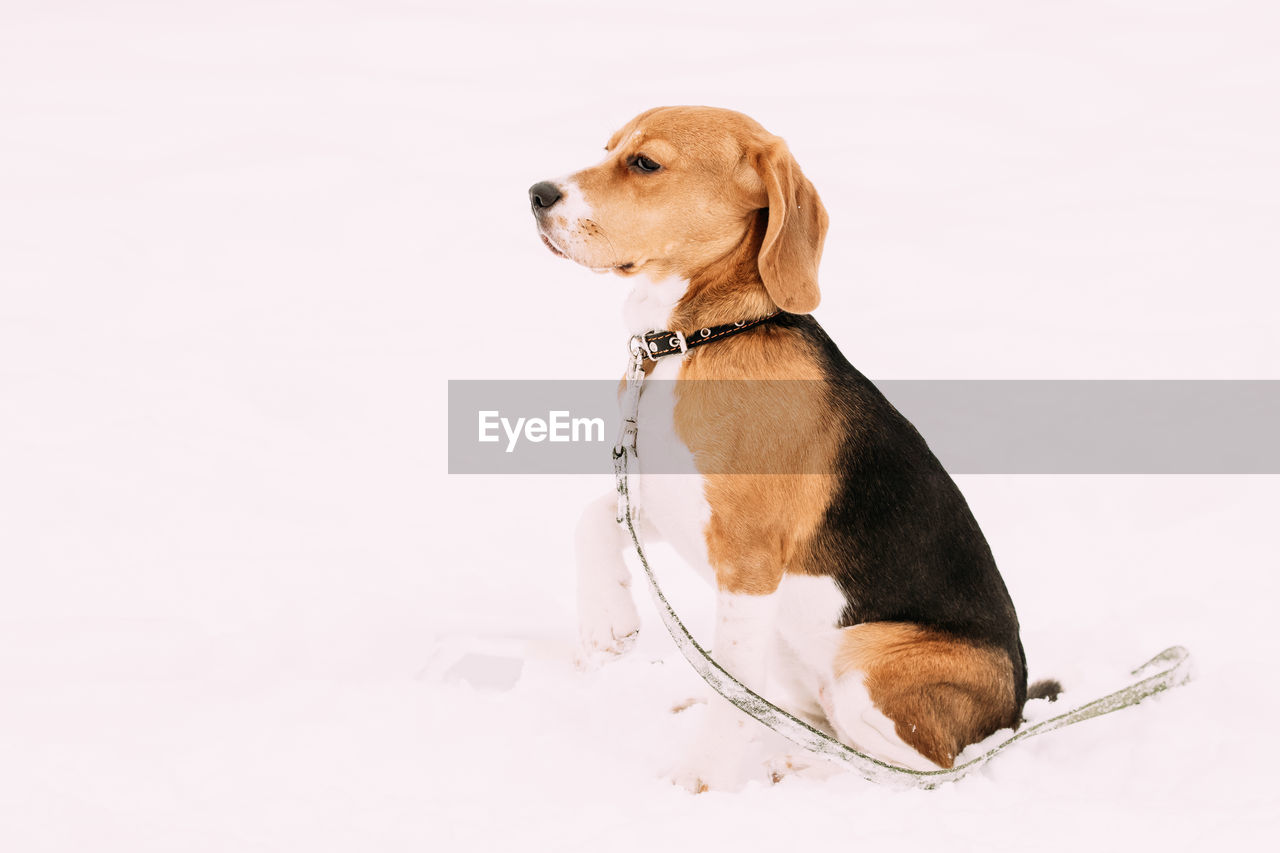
[752,139,828,314]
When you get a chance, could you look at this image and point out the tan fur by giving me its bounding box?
[551,107,827,295]
[673,327,840,595]
[835,623,1019,768]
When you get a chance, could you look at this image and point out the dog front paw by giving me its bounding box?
[576,626,639,668]
[577,579,641,663]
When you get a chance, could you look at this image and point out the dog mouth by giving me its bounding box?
[539,231,637,274]
[539,233,567,259]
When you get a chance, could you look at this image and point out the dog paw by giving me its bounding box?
[577,580,641,663]
[574,626,639,669]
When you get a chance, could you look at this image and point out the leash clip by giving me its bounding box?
[628,331,669,363]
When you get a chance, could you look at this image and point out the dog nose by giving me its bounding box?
[529,181,563,210]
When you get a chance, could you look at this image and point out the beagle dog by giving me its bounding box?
[530,106,1057,791]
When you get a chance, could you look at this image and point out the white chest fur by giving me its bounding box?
[622,273,689,335]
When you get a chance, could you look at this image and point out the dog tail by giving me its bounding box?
[1027,678,1063,702]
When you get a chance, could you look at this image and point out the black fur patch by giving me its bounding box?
[776,312,1031,710]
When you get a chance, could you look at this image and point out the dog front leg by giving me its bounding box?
[575,492,641,661]
[671,587,779,792]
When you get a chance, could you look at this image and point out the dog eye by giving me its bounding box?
[631,155,662,173]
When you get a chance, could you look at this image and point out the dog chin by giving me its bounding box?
[588,260,640,276]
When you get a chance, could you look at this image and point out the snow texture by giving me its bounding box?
[1,1,1278,851]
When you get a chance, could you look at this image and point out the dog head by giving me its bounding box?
[529,106,828,314]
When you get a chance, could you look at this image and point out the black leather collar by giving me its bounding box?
[629,312,780,361]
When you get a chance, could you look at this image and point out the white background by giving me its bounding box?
[2,1,1278,850]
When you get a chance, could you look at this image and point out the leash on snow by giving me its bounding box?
[610,338,1193,790]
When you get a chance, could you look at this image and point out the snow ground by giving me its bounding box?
[2,1,1278,850]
